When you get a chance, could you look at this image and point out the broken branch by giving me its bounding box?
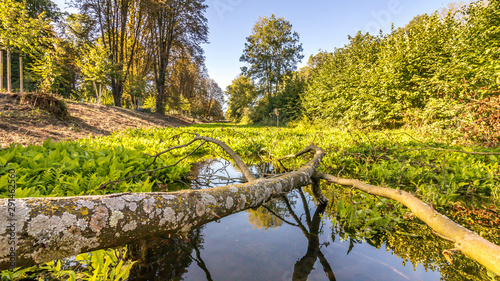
[316,172,500,275]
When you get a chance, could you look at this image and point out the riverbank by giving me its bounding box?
[0,92,195,148]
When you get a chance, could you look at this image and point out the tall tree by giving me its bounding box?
[225,75,257,122]
[0,0,52,92]
[75,0,146,107]
[145,0,208,114]
[240,14,303,98]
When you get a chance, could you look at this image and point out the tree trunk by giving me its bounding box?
[98,84,103,105]
[6,47,11,93]
[111,81,122,107]
[19,54,23,94]
[0,143,323,270]
[155,82,165,114]
[93,81,103,105]
[0,50,3,91]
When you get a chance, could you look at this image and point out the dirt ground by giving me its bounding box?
[0,92,195,148]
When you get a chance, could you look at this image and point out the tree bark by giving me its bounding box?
[316,172,500,276]
[6,46,11,93]
[0,144,323,270]
[0,50,3,91]
[18,54,23,94]
[155,82,165,114]
[111,81,123,107]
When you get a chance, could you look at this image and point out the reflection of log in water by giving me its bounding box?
[128,228,212,281]
[127,186,336,281]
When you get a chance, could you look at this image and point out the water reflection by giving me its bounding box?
[126,158,494,280]
[285,191,335,281]
[128,235,194,280]
[187,158,285,190]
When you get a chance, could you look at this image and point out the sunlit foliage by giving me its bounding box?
[303,0,500,133]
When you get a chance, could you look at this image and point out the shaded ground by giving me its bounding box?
[0,92,194,148]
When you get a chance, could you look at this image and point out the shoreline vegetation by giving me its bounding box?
[1,0,500,279]
[1,107,500,278]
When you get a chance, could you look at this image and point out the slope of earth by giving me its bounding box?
[0,92,194,148]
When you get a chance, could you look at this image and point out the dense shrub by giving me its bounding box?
[460,94,500,146]
[303,0,500,129]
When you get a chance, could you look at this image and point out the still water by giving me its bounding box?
[126,159,481,280]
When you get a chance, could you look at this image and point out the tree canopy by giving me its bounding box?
[146,0,209,114]
[0,0,221,119]
[226,75,257,122]
[240,14,303,98]
[0,0,52,54]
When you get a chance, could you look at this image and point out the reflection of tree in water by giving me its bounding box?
[127,227,211,281]
[189,158,286,189]
[253,187,336,280]
[189,158,247,189]
[247,195,293,230]
[382,219,498,280]
[126,185,336,280]
[247,207,284,230]
[287,188,336,281]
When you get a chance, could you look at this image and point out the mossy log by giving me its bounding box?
[0,145,324,270]
[1,137,499,276]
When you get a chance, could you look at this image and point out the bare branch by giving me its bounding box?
[98,140,207,190]
[275,145,319,161]
[316,172,500,275]
[144,138,200,170]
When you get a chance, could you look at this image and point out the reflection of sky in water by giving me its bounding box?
[180,159,442,281]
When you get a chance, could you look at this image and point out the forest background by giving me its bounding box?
[1,0,500,279]
[0,0,499,146]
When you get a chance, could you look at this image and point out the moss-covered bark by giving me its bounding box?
[0,146,323,269]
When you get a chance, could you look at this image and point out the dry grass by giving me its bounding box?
[0,92,194,148]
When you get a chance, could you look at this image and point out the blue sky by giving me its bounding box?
[53,0,455,90]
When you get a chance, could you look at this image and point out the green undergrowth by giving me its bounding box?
[1,123,499,204]
[1,123,499,280]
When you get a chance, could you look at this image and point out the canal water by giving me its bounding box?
[126,159,462,280]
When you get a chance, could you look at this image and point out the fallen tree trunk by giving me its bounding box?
[1,136,500,277]
[0,142,324,270]
[316,172,500,276]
